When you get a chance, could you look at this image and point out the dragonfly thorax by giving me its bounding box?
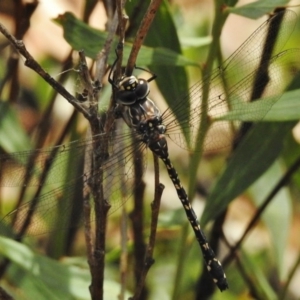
[121,96,166,146]
[116,75,150,105]
[122,97,162,128]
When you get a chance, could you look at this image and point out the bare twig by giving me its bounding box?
[0,1,38,103]
[131,153,164,300]
[125,0,163,75]
[75,50,109,300]
[119,208,128,300]
[124,2,163,298]
[0,22,91,120]
[279,251,300,300]
[148,155,164,256]
[83,189,93,270]
[95,0,127,84]
[78,2,127,298]
[222,153,300,269]
[95,9,119,83]
[129,141,147,298]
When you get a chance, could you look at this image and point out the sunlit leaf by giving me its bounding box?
[201,121,295,226]
[250,160,292,279]
[0,102,32,152]
[0,236,90,299]
[241,249,277,299]
[228,0,290,19]
[218,89,300,122]
[54,13,198,67]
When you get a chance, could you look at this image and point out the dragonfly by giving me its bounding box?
[0,9,298,291]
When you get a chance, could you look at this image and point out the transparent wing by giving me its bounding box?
[0,141,87,187]
[1,127,147,236]
[0,124,132,187]
[162,10,297,151]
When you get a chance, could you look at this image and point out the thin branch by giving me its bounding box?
[129,141,146,298]
[77,3,127,298]
[95,0,127,84]
[131,154,164,300]
[6,1,38,103]
[95,8,119,83]
[125,0,163,75]
[279,251,300,300]
[222,154,300,268]
[119,208,128,300]
[0,22,91,120]
[75,51,110,300]
[83,190,93,268]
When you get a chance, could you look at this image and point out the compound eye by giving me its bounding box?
[116,90,137,105]
[134,79,150,99]
[120,76,138,91]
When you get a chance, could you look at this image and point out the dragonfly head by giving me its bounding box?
[116,75,150,105]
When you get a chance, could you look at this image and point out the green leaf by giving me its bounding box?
[240,249,277,299]
[228,0,290,19]
[0,237,130,299]
[54,13,198,67]
[0,236,90,299]
[217,89,300,122]
[179,36,212,48]
[224,0,239,7]
[201,121,295,226]
[249,160,292,279]
[282,133,300,187]
[0,102,32,152]
[263,89,300,121]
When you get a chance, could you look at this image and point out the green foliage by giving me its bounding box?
[1,0,300,299]
[0,237,130,299]
[55,13,198,67]
[202,121,295,224]
[0,236,91,299]
[228,0,290,18]
[0,102,32,152]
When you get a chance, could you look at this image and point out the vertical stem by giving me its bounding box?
[188,3,228,197]
[130,138,147,299]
